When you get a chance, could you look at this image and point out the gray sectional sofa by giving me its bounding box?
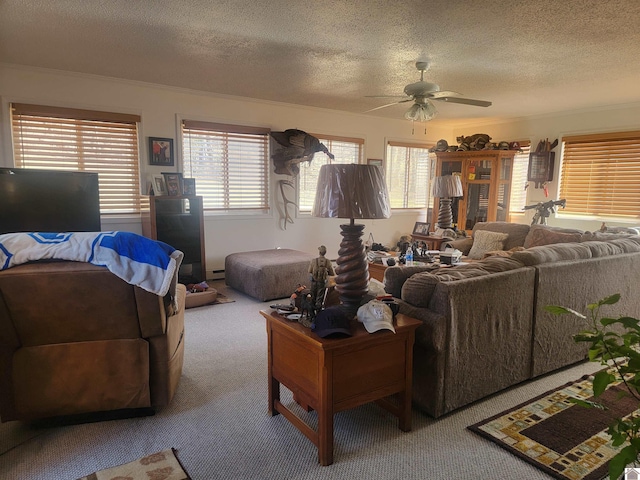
[384,222,640,418]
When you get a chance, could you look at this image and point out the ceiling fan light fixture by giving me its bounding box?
[404,100,437,122]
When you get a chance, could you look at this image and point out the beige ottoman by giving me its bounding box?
[225,249,314,301]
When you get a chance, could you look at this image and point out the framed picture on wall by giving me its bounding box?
[367,158,383,167]
[149,137,174,166]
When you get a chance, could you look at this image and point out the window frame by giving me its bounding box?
[508,140,532,216]
[181,119,271,215]
[558,130,640,221]
[385,140,434,210]
[10,102,143,216]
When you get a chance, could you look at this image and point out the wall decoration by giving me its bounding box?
[149,137,174,166]
[412,222,431,235]
[162,172,182,196]
[151,174,167,195]
[183,178,196,195]
[367,159,383,167]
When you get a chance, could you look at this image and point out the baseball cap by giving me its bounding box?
[311,306,352,338]
[357,300,395,334]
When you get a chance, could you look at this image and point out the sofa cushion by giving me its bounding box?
[401,267,489,307]
[610,237,640,252]
[472,222,531,250]
[473,256,526,273]
[468,230,509,260]
[511,242,593,265]
[580,231,637,242]
[582,240,626,257]
[523,225,583,248]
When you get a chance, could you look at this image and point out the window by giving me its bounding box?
[509,141,531,214]
[182,120,270,211]
[297,135,363,212]
[385,141,433,209]
[11,103,142,214]
[560,131,640,219]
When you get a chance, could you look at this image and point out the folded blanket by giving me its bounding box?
[0,232,184,298]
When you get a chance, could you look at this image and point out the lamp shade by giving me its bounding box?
[432,175,463,198]
[312,164,391,220]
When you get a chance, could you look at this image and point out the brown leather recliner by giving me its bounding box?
[0,260,186,423]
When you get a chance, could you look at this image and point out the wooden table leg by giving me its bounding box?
[399,334,415,432]
[267,324,280,416]
[317,356,333,465]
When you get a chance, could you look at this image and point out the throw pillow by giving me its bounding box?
[524,228,582,248]
[467,230,509,260]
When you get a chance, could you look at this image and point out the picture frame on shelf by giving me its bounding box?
[412,222,431,236]
[367,158,383,167]
[149,137,174,166]
[162,172,183,196]
[151,174,167,196]
[183,178,196,195]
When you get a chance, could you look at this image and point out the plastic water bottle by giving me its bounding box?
[405,246,413,266]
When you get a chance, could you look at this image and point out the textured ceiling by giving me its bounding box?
[2,0,640,126]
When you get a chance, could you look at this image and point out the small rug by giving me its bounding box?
[468,373,638,480]
[77,448,190,480]
[212,293,234,305]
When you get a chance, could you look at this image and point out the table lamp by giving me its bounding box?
[432,175,463,230]
[312,164,391,313]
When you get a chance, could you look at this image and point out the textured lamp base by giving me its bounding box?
[437,198,453,230]
[335,223,369,313]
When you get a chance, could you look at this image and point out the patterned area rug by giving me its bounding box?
[77,448,190,480]
[468,373,638,480]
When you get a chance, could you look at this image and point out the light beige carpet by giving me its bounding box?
[77,448,190,480]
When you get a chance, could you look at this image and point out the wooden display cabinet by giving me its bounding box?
[141,195,206,284]
[433,150,516,232]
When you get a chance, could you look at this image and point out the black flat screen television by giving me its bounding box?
[0,168,101,234]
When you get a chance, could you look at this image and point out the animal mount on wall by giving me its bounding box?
[270,129,335,231]
[528,138,558,189]
[270,129,334,176]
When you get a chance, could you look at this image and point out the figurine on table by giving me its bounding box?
[308,245,335,311]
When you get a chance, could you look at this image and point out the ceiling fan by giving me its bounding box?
[366,61,492,121]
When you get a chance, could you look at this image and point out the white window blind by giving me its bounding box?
[11,103,142,214]
[182,120,270,211]
[509,141,531,214]
[298,135,363,212]
[385,141,433,209]
[560,131,640,219]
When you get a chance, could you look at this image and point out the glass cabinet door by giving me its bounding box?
[465,183,491,230]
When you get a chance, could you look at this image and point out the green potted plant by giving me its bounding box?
[546,294,640,480]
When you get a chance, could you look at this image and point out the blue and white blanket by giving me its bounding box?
[0,232,184,298]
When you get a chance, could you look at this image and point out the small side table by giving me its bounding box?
[261,309,420,465]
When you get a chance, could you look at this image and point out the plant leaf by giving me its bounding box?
[609,445,637,480]
[593,371,614,397]
[545,305,587,318]
[568,397,603,409]
[600,293,621,306]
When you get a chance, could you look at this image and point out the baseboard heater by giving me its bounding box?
[210,269,225,280]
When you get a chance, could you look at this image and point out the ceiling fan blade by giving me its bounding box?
[432,96,492,107]
[428,90,462,98]
[365,95,410,99]
[364,98,413,113]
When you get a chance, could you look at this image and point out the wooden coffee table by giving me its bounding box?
[260,309,421,465]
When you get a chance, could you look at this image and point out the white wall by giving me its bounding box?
[0,64,450,273]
